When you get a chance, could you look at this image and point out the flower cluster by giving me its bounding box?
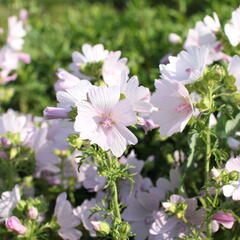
[1,5,240,240]
[0,9,30,85]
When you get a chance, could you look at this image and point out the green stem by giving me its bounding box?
[205,118,212,239]
[205,124,211,185]
[60,157,65,189]
[111,181,121,221]
[107,152,122,223]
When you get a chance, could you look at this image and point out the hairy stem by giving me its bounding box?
[205,117,212,239]
[205,126,211,185]
[111,181,121,221]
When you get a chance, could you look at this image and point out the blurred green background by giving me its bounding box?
[0,0,238,115]
[0,0,239,181]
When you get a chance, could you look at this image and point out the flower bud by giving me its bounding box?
[211,167,220,179]
[91,221,110,235]
[119,222,131,235]
[0,151,7,159]
[17,53,31,64]
[162,202,176,213]
[0,137,10,148]
[19,9,28,22]
[229,171,239,181]
[168,33,181,44]
[212,211,235,223]
[28,207,38,219]
[5,216,27,235]
[43,107,70,120]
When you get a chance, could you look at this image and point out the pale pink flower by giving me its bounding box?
[203,12,220,33]
[0,109,34,144]
[222,156,240,200]
[122,191,161,240]
[54,193,82,240]
[160,46,208,84]
[78,162,106,192]
[184,15,224,64]
[5,216,27,235]
[151,80,193,137]
[54,69,82,91]
[70,43,108,79]
[225,7,240,47]
[137,117,159,134]
[150,195,205,239]
[74,86,137,157]
[7,16,26,51]
[228,55,240,91]
[121,76,152,113]
[0,185,20,222]
[56,81,92,109]
[119,151,152,204]
[74,193,105,237]
[0,46,19,72]
[102,51,129,87]
[212,211,236,232]
[149,168,180,200]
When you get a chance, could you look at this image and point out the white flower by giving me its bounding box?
[0,185,20,222]
[70,43,108,79]
[228,55,240,91]
[78,162,106,192]
[203,12,220,33]
[0,46,19,71]
[102,51,129,86]
[54,193,82,240]
[184,14,224,64]
[122,191,161,240]
[73,193,105,237]
[0,109,34,144]
[151,80,193,137]
[74,86,137,157]
[225,7,240,46]
[56,81,92,109]
[121,75,152,113]
[7,16,26,51]
[159,46,208,85]
[222,156,240,200]
[54,69,82,91]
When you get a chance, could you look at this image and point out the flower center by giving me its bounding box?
[176,103,192,113]
[100,117,113,128]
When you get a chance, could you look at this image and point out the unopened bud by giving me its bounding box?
[211,167,220,179]
[28,207,38,219]
[43,107,70,120]
[229,171,239,181]
[5,216,27,235]
[0,151,7,159]
[91,221,110,235]
[168,33,181,44]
